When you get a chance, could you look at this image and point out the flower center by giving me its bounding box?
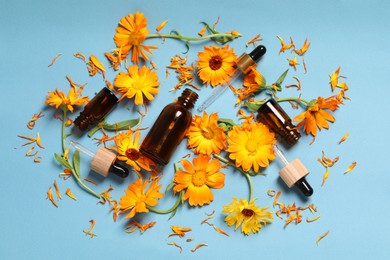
[202,127,215,140]
[209,56,223,70]
[245,139,258,154]
[128,32,141,46]
[192,171,207,187]
[241,208,254,217]
[125,148,140,161]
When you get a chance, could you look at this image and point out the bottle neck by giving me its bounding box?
[177,89,198,110]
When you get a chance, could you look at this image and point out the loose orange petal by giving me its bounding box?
[25,146,37,157]
[167,242,183,253]
[338,132,349,144]
[156,20,168,32]
[65,188,77,200]
[316,230,330,245]
[303,58,308,73]
[273,190,281,208]
[344,161,357,174]
[168,225,192,238]
[267,189,276,197]
[191,243,208,252]
[83,219,97,238]
[33,155,42,163]
[246,34,263,47]
[321,168,329,186]
[48,53,62,67]
[27,112,44,130]
[53,180,62,200]
[47,187,58,208]
[306,215,321,223]
[212,225,229,237]
[84,178,98,186]
[74,52,87,62]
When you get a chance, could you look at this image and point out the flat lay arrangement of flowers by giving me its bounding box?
[16,10,358,254]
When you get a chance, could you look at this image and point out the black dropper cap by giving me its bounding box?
[295,177,314,197]
[249,45,267,62]
[110,160,129,178]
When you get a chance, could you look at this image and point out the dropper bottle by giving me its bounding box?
[273,144,313,197]
[140,88,198,165]
[70,140,129,178]
[197,45,267,112]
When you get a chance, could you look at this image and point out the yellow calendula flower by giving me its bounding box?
[111,130,154,172]
[227,121,276,173]
[114,12,157,63]
[114,65,160,105]
[119,178,163,219]
[44,86,89,113]
[186,111,227,155]
[222,198,273,235]
[173,154,225,206]
[196,45,237,87]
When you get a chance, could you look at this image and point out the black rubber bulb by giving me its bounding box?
[110,160,129,178]
[249,45,267,62]
[295,177,314,197]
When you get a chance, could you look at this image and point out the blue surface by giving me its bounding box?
[1,0,390,259]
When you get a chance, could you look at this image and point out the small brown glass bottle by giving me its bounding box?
[140,88,198,165]
[74,87,118,131]
[257,98,300,145]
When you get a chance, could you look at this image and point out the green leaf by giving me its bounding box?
[72,150,81,178]
[275,69,289,90]
[54,153,72,169]
[165,182,175,194]
[88,118,140,137]
[218,118,237,132]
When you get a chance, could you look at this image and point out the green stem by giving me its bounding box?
[275,97,311,106]
[62,109,67,152]
[146,33,235,42]
[244,173,254,202]
[70,167,101,198]
[147,191,183,214]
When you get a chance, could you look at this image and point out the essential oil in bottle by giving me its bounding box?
[140,88,198,165]
[70,140,129,178]
[74,87,118,131]
[257,98,300,145]
[273,144,313,197]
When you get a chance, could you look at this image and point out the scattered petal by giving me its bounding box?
[46,187,58,208]
[344,161,357,174]
[167,242,183,253]
[316,230,330,245]
[191,243,208,252]
[306,215,321,223]
[83,220,97,239]
[338,132,349,144]
[65,188,77,200]
[53,180,62,200]
[48,53,62,67]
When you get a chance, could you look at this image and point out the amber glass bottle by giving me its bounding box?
[140,89,198,165]
[74,87,118,131]
[257,98,300,145]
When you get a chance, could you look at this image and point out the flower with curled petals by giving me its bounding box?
[114,12,157,63]
[119,178,163,219]
[223,198,273,235]
[173,154,225,206]
[196,45,237,86]
[227,121,276,173]
[44,86,88,113]
[114,65,160,105]
[293,96,341,137]
[186,111,227,155]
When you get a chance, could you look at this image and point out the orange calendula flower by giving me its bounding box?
[186,111,227,155]
[44,86,89,113]
[173,154,225,206]
[223,198,273,235]
[227,121,276,173]
[114,12,157,63]
[293,96,341,137]
[119,178,163,219]
[287,56,300,70]
[114,65,160,105]
[196,45,237,87]
[294,38,311,56]
[111,130,154,172]
[236,68,266,103]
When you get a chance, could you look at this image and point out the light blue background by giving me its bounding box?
[1,0,389,259]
